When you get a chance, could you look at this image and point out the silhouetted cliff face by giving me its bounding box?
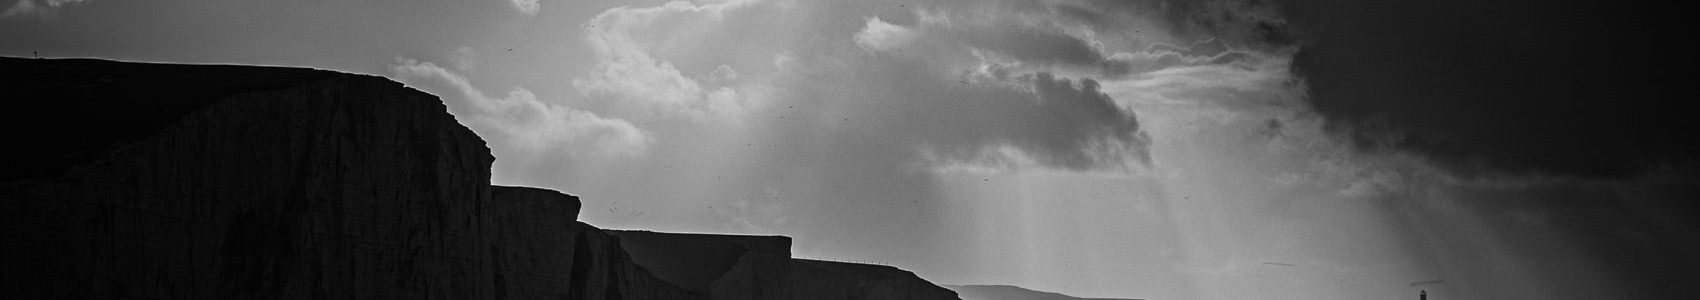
[2,58,497,299]
[487,186,700,300]
[0,58,336,182]
[572,224,706,300]
[0,57,960,300]
[791,260,960,300]
[608,231,792,299]
[0,57,689,299]
[488,186,584,299]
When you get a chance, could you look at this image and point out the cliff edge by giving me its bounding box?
[0,57,957,299]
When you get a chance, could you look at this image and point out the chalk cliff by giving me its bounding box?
[0,57,957,299]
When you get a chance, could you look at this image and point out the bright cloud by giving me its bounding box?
[853,17,917,52]
[509,0,539,16]
[391,57,650,158]
[579,0,1158,173]
[573,0,769,122]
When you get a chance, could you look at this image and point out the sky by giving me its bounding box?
[3,0,1695,299]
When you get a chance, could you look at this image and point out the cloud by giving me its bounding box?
[1117,0,1294,49]
[1097,36,1698,299]
[1093,1,1700,298]
[848,2,1271,80]
[1275,0,1692,179]
[853,6,1130,77]
[556,2,1165,289]
[571,0,1155,174]
[948,17,1109,70]
[827,8,1158,172]
[853,17,917,52]
[911,72,1150,172]
[509,0,539,16]
[572,0,767,121]
[2,0,89,19]
[549,1,1699,298]
[447,46,477,71]
[390,57,650,157]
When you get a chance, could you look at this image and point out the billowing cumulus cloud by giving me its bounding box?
[573,0,769,121]
[508,0,539,16]
[852,17,916,52]
[391,58,650,158]
[882,70,1151,172]
[841,16,1153,172]
[578,0,1153,173]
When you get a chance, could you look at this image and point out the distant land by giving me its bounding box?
[946,285,1140,300]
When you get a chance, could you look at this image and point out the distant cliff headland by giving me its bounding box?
[0,57,958,299]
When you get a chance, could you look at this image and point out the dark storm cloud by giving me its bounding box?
[840,3,1154,172]
[1270,0,1696,178]
[913,71,1151,170]
[1247,0,1700,297]
[1018,0,1291,77]
[854,40,1151,170]
[782,47,1151,171]
[1161,0,1294,47]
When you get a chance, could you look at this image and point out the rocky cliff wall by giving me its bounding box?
[487,186,584,299]
[0,57,959,300]
[1,58,496,299]
[0,57,697,299]
[608,230,792,299]
[487,186,700,300]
